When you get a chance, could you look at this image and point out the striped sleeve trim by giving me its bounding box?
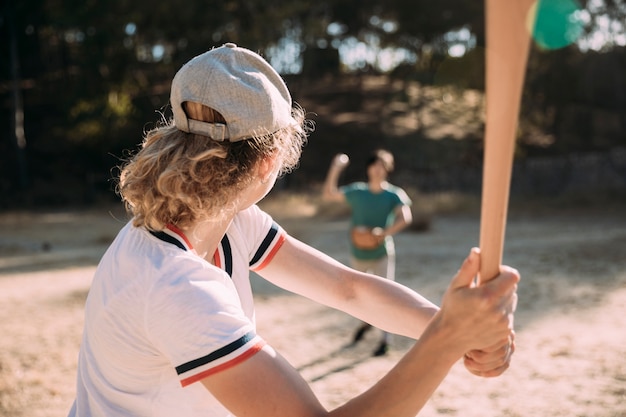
[250,223,286,271]
[176,332,266,387]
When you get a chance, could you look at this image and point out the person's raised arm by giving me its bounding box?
[322,153,349,202]
[258,234,439,338]
[260,235,517,377]
[202,248,519,417]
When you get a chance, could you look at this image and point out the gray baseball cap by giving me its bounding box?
[170,43,296,142]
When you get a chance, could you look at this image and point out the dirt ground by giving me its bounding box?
[1,198,625,417]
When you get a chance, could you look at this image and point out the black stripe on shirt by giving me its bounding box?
[175,331,256,375]
[249,223,278,266]
[220,235,233,277]
[149,230,187,251]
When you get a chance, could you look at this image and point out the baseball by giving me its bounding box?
[335,153,349,167]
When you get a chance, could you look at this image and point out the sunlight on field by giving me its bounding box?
[1,200,625,417]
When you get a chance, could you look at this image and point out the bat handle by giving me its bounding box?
[478,169,509,283]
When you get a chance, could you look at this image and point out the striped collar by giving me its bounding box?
[149,224,193,251]
[149,224,232,277]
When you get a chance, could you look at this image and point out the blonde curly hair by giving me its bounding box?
[117,104,310,231]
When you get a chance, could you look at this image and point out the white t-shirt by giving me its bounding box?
[69,205,286,417]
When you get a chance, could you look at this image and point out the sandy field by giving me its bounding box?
[0,198,625,417]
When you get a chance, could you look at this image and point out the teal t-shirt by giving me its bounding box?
[340,182,412,260]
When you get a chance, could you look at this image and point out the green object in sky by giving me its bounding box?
[531,0,585,50]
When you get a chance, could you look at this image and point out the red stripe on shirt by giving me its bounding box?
[252,234,286,271]
[180,340,267,387]
[166,224,194,250]
[213,250,221,268]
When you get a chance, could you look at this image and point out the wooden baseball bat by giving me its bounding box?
[479,0,535,283]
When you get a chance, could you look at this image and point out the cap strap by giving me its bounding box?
[187,119,230,141]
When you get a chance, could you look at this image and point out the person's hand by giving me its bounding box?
[463,331,516,377]
[435,248,519,360]
[332,153,350,170]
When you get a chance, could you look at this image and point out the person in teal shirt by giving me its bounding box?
[323,149,413,356]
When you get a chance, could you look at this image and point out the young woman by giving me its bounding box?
[68,43,519,417]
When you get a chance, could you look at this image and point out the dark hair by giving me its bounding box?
[366,149,394,173]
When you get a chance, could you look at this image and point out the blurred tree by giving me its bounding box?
[0,0,624,208]
[5,0,29,191]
